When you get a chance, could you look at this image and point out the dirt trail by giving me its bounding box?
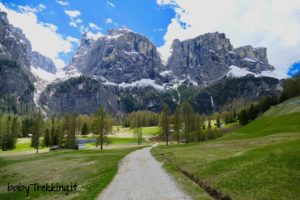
[98,146,190,200]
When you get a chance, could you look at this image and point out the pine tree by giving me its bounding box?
[2,115,12,150]
[181,101,193,144]
[44,128,50,147]
[216,114,221,128]
[93,106,108,150]
[208,118,212,129]
[173,106,181,144]
[31,112,43,154]
[238,109,249,125]
[159,104,170,145]
[9,117,19,150]
[64,114,76,149]
[0,115,3,150]
[81,122,89,136]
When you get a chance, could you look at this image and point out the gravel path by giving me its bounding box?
[98,146,191,200]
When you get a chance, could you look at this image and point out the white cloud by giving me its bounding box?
[157,0,300,77]
[64,10,81,18]
[66,36,80,45]
[89,23,101,31]
[0,3,76,68]
[37,4,46,11]
[107,1,116,8]
[56,1,69,6]
[105,18,113,24]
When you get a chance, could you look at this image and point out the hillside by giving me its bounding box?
[153,97,300,200]
[222,96,300,140]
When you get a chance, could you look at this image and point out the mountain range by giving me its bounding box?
[0,11,282,115]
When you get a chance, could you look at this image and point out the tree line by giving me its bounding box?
[238,76,300,126]
[157,101,237,145]
[0,106,113,153]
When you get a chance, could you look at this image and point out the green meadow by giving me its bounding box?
[153,97,300,200]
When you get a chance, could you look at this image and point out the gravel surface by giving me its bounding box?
[98,147,191,200]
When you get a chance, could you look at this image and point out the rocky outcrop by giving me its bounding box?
[231,46,274,73]
[191,75,280,114]
[167,32,275,84]
[39,76,122,115]
[0,11,35,113]
[65,28,163,84]
[0,11,32,70]
[0,59,35,113]
[31,51,56,74]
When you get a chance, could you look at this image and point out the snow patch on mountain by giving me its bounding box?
[227,65,287,79]
[31,66,56,82]
[227,65,255,77]
[31,66,56,115]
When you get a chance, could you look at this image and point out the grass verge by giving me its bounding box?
[0,147,139,200]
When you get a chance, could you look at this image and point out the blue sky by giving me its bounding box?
[1,0,300,77]
[2,0,175,66]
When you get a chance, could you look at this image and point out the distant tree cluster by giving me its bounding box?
[158,101,225,145]
[237,77,300,126]
[0,106,113,153]
[124,111,159,128]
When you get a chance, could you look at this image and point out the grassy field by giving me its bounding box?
[153,97,300,200]
[0,147,139,200]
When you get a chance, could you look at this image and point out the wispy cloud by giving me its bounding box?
[89,23,101,31]
[106,1,116,8]
[105,18,113,24]
[56,0,69,6]
[18,3,46,13]
[64,10,81,18]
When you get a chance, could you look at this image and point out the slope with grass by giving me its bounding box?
[153,97,300,200]
[0,147,138,200]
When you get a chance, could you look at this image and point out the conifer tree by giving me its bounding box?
[81,122,89,136]
[173,106,181,144]
[159,104,170,145]
[44,128,50,147]
[94,106,106,150]
[181,101,193,144]
[31,112,43,154]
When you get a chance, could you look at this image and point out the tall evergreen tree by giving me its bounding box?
[9,117,19,149]
[238,109,249,125]
[44,128,50,147]
[2,115,12,150]
[31,112,43,154]
[81,122,89,136]
[181,101,193,144]
[159,104,170,145]
[173,106,181,144]
[93,107,108,150]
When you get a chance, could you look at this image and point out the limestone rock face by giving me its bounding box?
[31,51,56,74]
[0,11,35,113]
[167,32,275,84]
[65,28,163,84]
[232,46,274,73]
[0,11,32,70]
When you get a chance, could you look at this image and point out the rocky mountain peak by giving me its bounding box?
[66,28,163,84]
[167,32,275,84]
[107,27,133,36]
[191,32,233,52]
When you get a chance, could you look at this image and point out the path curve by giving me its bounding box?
[98,146,190,200]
